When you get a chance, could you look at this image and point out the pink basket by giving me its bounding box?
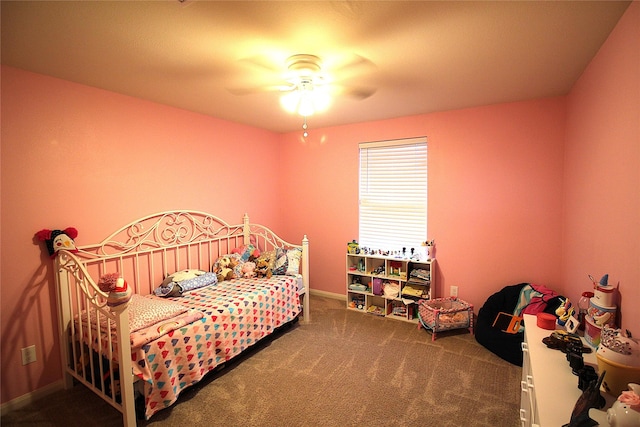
[418,297,474,341]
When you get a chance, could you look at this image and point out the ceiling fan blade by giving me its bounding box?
[227,83,294,96]
[237,55,283,73]
[337,85,377,100]
[326,54,376,78]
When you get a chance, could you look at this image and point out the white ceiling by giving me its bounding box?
[1,1,631,133]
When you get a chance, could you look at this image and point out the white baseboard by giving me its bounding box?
[1,380,64,416]
[309,289,345,301]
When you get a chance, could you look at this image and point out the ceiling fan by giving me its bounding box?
[228,53,376,136]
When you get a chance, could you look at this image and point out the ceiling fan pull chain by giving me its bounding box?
[302,117,309,138]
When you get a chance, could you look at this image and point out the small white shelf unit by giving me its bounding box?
[346,253,435,323]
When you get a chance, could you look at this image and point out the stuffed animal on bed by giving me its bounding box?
[214,256,238,282]
[156,269,207,297]
[242,261,256,278]
[162,269,205,285]
[255,259,272,279]
[35,227,78,258]
[97,273,132,308]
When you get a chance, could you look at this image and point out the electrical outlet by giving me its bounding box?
[21,345,36,365]
[450,285,458,297]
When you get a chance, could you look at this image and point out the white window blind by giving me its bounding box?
[359,137,427,253]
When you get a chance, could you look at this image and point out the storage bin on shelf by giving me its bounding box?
[418,297,474,341]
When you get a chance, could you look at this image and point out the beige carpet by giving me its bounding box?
[2,295,522,427]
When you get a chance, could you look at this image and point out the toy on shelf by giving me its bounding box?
[418,239,435,261]
[348,277,367,292]
[388,261,402,276]
[367,304,384,316]
[383,281,400,298]
[349,295,366,310]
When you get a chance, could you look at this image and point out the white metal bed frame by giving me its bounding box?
[52,211,309,426]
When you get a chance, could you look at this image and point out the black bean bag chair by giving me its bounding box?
[475,283,528,366]
[475,283,565,366]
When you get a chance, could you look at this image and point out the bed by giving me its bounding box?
[49,211,309,426]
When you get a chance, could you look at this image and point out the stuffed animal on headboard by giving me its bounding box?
[35,227,78,258]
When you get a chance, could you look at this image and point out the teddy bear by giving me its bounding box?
[214,256,238,282]
[242,261,256,278]
[254,259,272,279]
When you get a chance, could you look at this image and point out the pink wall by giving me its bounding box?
[2,2,638,407]
[279,98,566,309]
[563,1,639,332]
[1,66,282,404]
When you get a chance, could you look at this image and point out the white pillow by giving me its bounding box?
[273,248,302,276]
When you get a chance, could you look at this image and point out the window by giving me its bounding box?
[358,137,427,253]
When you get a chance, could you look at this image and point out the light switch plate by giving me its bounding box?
[21,345,36,365]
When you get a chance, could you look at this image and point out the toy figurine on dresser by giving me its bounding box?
[584,274,619,347]
[607,383,640,427]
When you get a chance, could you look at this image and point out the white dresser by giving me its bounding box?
[520,314,612,427]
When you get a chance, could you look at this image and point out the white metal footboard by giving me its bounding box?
[55,250,137,426]
[52,211,309,426]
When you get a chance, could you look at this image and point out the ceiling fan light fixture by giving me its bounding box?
[280,91,299,114]
[297,91,316,117]
[279,83,331,117]
[311,85,331,112]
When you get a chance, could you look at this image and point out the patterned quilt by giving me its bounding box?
[133,276,301,419]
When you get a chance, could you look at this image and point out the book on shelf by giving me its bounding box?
[402,284,429,298]
[367,305,384,316]
[409,268,430,281]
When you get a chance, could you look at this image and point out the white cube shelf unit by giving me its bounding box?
[346,253,435,323]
